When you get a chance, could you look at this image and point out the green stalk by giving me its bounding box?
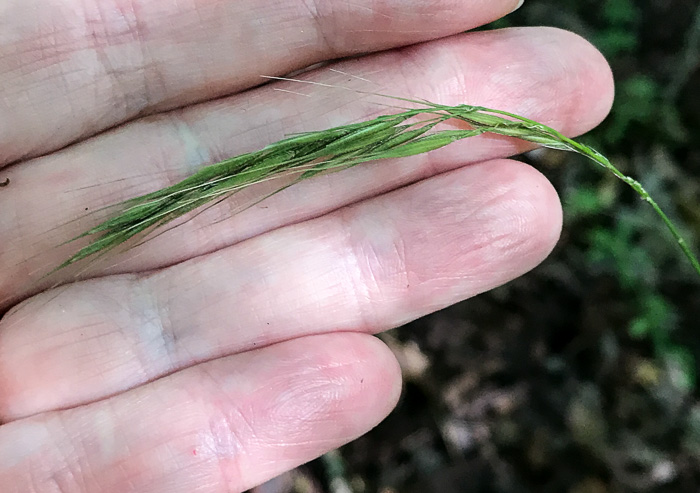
[444,104,700,276]
[54,99,700,278]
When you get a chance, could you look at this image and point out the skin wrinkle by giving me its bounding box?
[299,0,332,56]
[197,368,278,490]
[195,367,247,463]
[469,186,559,284]
[2,1,147,164]
[111,113,201,197]
[256,361,357,446]
[165,112,213,175]
[357,210,412,299]
[492,30,604,137]
[346,1,394,20]
[93,398,156,492]
[2,8,77,85]
[80,0,160,115]
[0,294,137,420]
[133,279,180,373]
[0,420,52,472]
[0,191,25,284]
[352,225,387,298]
[336,208,378,333]
[81,0,138,120]
[28,466,51,493]
[390,233,410,291]
[94,403,185,491]
[165,268,248,365]
[163,263,223,357]
[38,415,84,493]
[458,194,533,268]
[402,168,552,301]
[161,258,242,361]
[76,281,158,386]
[394,38,457,106]
[62,322,122,379]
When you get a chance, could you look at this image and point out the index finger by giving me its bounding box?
[0,0,521,165]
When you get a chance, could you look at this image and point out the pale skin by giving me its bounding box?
[0,0,614,491]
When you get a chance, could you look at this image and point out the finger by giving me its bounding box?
[0,332,401,493]
[1,27,613,306]
[0,158,561,419]
[0,0,519,164]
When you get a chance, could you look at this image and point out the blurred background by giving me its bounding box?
[253,0,700,491]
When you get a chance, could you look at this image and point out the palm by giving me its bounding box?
[0,1,612,491]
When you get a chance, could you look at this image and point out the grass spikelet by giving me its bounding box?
[54,97,700,278]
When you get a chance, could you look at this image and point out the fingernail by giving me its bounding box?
[510,0,524,14]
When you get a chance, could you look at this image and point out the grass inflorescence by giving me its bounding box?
[55,96,700,278]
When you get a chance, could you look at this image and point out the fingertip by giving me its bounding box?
[300,332,403,428]
[445,26,615,138]
[449,158,563,282]
[514,26,615,136]
[357,334,404,417]
[505,158,564,262]
[225,333,403,487]
[542,27,615,134]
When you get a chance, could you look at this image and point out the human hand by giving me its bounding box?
[0,0,613,491]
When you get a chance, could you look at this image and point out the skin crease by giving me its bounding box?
[0,0,614,491]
